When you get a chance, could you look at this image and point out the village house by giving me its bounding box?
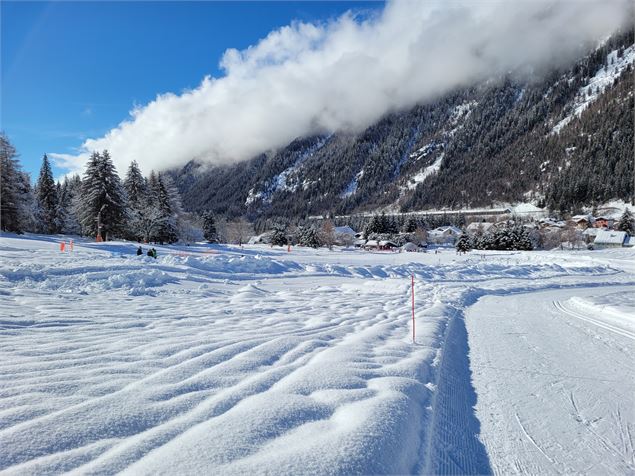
[593,216,612,228]
[570,214,594,229]
[428,225,463,244]
[592,230,628,249]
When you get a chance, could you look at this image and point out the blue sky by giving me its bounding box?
[1,1,382,179]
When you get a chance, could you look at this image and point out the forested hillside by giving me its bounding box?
[171,29,634,219]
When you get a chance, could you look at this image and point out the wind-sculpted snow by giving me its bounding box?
[0,234,633,474]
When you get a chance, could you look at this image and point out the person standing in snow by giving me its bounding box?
[137,246,143,256]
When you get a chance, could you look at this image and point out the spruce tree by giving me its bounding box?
[616,209,634,234]
[78,151,128,240]
[124,161,146,208]
[455,234,472,253]
[0,134,37,233]
[155,174,178,243]
[35,154,58,234]
[299,226,321,248]
[55,177,81,235]
[124,161,147,240]
[202,211,218,243]
[270,223,288,246]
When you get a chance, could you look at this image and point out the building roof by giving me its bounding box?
[334,226,356,235]
[365,240,379,247]
[571,214,594,223]
[594,230,627,245]
[433,225,463,234]
[378,240,398,247]
[466,222,494,233]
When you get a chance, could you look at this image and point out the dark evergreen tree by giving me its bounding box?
[155,175,178,243]
[270,223,288,246]
[403,216,418,233]
[35,154,58,234]
[299,226,321,248]
[616,209,634,234]
[202,211,218,243]
[455,234,472,253]
[78,151,128,240]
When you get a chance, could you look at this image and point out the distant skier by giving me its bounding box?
[136,246,143,256]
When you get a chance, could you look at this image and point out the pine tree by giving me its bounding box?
[55,177,81,235]
[616,209,634,234]
[124,161,147,240]
[455,234,472,253]
[270,223,288,246]
[124,161,146,208]
[404,216,418,233]
[0,134,36,233]
[299,226,321,248]
[78,151,128,240]
[155,174,178,243]
[202,211,218,243]
[35,154,58,234]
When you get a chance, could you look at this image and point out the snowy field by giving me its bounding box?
[0,234,633,475]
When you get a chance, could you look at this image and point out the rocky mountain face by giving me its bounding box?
[171,29,633,219]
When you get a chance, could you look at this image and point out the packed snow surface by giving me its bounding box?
[0,234,633,474]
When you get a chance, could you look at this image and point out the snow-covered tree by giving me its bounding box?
[55,176,82,235]
[299,226,321,248]
[78,151,128,240]
[35,154,58,234]
[270,223,288,246]
[0,134,35,233]
[123,161,148,240]
[616,209,634,234]
[124,161,146,208]
[455,233,472,253]
[224,218,253,245]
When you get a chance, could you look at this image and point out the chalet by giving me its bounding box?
[593,216,612,229]
[570,214,594,229]
[401,242,426,252]
[378,240,398,250]
[334,226,357,246]
[593,230,628,249]
[364,240,379,250]
[354,239,367,248]
[428,226,463,244]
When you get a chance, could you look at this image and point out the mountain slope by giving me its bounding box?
[171,29,634,219]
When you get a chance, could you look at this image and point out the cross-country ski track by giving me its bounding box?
[0,234,633,474]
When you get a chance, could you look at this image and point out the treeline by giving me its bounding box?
[0,134,201,243]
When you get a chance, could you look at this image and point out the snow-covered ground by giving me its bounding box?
[0,234,633,474]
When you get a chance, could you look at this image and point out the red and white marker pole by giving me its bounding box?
[411,273,416,343]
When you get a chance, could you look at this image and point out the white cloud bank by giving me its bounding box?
[52,0,631,176]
